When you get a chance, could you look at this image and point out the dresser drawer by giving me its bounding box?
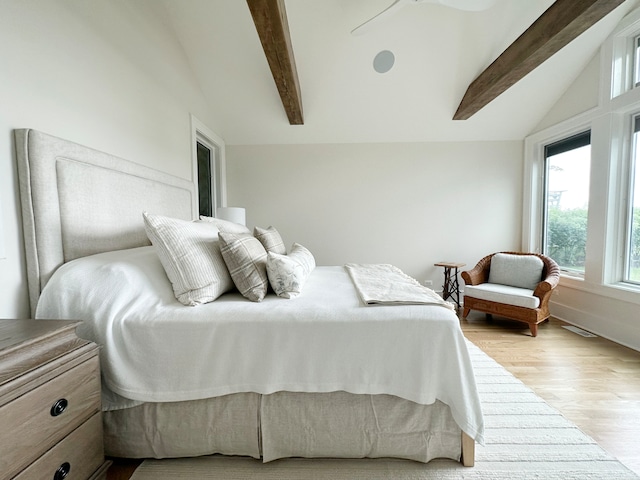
[13,412,105,480]
[0,355,100,478]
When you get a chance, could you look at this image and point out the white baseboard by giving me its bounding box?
[550,301,640,352]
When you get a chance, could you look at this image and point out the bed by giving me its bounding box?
[14,128,483,466]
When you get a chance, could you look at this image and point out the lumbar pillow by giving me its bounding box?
[143,212,234,306]
[199,215,251,234]
[218,232,269,302]
[254,226,287,255]
[266,243,316,299]
[488,253,544,290]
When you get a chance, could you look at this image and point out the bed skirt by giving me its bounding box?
[103,391,462,463]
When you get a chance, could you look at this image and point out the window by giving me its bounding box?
[542,131,591,274]
[197,141,214,218]
[191,115,226,220]
[626,116,640,284]
[635,35,640,87]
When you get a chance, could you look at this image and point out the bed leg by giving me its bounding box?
[461,431,475,467]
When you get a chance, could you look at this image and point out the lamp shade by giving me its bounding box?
[216,207,246,226]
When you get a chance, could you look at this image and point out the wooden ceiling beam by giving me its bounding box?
[453,0,625,120]
[247,0,304,125]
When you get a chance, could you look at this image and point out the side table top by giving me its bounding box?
[0,319,82,354]
[434,262,466,268]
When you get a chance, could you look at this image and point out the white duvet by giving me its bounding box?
[36,246,484,443]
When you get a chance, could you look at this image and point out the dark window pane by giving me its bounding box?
[197,141,213,218]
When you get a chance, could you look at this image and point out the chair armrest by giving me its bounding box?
[533,260,560,299]
[461,254,493,286]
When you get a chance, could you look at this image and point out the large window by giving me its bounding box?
[627,117,640,283]
[543,131,591,274]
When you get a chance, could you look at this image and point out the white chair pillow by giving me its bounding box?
[488,253,544,290]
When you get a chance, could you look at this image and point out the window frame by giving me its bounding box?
[541,130,592,277]
[624,113,640,285]
[190,115,226,219]
[634,34,640,88]
[523,117,593,256]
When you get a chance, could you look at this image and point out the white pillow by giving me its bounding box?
[266,243,316,299]
[199,215,251,234]
[143,212,234,306]
[254,226,287,255]
[219,232,269,302]
[488,253,544,290]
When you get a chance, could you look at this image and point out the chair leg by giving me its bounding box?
[462,307,470,318]
[530,323,538,337]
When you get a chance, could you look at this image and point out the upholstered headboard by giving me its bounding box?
[15,129,196,314]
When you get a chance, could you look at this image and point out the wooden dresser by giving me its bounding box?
[0,319,111,480]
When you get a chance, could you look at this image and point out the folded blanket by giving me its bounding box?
[345,263,454,310]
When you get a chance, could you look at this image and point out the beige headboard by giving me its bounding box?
[15,129,196,315]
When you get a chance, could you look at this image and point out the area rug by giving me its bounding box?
[130,342,639,480]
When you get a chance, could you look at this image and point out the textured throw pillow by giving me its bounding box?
[254,226,287,254]
[199,215,251,234]
[488,253,544,290]
[267,243,316,299]
[142,212,234,306]
[218,232,269,302]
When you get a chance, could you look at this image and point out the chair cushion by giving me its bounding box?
[488,253,544,290]
[464,283,540,309]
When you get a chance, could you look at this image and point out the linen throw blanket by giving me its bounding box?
[345,263,454,310]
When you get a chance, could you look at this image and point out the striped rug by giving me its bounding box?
[131,342,639,479]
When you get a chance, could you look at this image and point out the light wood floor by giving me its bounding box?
[462,312,640,476]
[107,313,640,479]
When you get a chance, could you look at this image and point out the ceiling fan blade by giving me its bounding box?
[438,0,498,11]
[351,0,411,36]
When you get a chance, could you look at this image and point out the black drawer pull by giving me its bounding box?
[50,398,68,417]
[53,461,70,480]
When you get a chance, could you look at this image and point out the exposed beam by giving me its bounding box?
[453,0,625,120]
[247,0,304,125]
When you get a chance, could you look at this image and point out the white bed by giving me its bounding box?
[14,128,483,466]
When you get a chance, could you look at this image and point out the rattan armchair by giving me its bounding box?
[461,252,560,337]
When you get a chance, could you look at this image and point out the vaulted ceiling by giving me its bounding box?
[157,0,639,145]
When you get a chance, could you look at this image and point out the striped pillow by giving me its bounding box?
[254,226,287,255]
[143,212,234,306]
[199,215,251,234]
[219,232,269,302]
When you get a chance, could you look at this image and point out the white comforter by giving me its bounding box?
[36,246,484,443]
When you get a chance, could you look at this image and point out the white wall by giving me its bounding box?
[534,52,602,131]
[226,141,524,285]
[0,0,216,317]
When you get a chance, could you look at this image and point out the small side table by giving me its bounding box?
[434,262,465,309]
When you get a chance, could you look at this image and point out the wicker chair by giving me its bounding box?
[461,252,560,337]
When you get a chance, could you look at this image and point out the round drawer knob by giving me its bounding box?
[53,462,71,480]
[50,398,68,417]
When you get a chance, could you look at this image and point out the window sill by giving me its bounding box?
[558,274,640,306]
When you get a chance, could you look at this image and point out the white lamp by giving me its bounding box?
[216,207,246,226]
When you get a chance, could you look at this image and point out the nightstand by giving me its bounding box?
[0,319,111,479]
